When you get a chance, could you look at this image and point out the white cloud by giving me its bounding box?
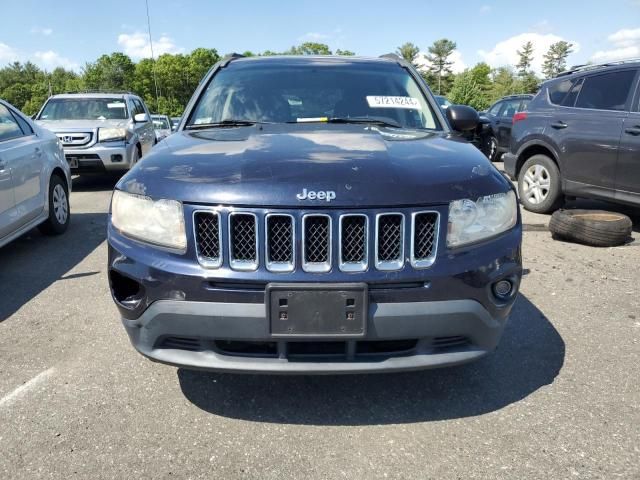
[297,32,330,42]
[0,42,19,63]
[30,26,53,36]
[33,50,79,71]
[117,32,184,58]
[592,27,640,61]
[478,33,580,74]
[416,49,467,74]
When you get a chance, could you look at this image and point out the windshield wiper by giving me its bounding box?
[185,119,256,130]
[327,116,403,129]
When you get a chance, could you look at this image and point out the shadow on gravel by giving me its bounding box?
[178,294,564,425]
[0,212,107,322]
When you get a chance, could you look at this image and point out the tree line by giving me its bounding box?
[0,40,573,117]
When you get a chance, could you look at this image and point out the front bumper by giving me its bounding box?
[503,153,518,180]
[108,217,522,374]
[122,297,511,374]
[64,141,136,173]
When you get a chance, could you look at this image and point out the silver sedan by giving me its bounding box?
[0,99,71,248]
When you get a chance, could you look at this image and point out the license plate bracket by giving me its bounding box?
[66,156,79,168]
[267,283,367,338]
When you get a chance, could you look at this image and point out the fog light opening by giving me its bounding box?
[492,279,514,300]
[109,270,143,308]
[111,154,123,163]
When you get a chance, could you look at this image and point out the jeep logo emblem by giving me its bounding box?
[296,188,336,202]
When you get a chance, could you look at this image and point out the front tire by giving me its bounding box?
[39,175,70,235]
[518,154,563,214]
[485,136,499,162]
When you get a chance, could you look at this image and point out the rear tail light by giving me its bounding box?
[513,112,528,124]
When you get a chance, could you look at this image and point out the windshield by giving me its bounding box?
[153,118,170,129]
[39,98,129,121]
[188,61,440,130]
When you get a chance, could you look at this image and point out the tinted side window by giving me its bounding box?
[0,104,24,142]
[548,79,575,105]
[11,110,34,135]
[561,78,583,107]
[575,70,637,111]
[519,99,530,111]
[501,99,522,118]
[487,102,502,115]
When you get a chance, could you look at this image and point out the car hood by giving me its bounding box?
[36,119,130,131]
[117,124,511,207]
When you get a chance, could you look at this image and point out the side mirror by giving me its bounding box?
[134,113,149,123]
[446,105,479,132]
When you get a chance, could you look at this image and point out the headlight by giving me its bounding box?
[98,127,128,142]
[111,190,187,251]
[447,191,517,247]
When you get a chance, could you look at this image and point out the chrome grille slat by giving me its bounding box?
[302,215,331,273]
[339,214,368,272]
[229,213,258,271]
[375,213,405,271]
[194,211,222,268]
[265,214,294,272]
[411,211,439,269]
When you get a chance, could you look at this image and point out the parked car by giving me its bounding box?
[170,116,182,132]
[479,94,533,161]
[0,99,71,248]
[434,95,452,110]
[504,60,640,213]
[151,114,172,142]
[108,54,522,374]
[35,92,155,175]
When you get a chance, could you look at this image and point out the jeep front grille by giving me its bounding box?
[194,211,221,268]
[194,209,439,272]
[229,213,258,271]
[411,212,439,268]
[302,215,331,272]
[375,213,404,271]
[339,215,368,272]
[266,214,294,272]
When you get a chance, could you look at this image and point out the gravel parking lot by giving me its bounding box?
[1,164,639,479]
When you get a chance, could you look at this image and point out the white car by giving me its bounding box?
[151,114,172,142]
[0,99,71,248]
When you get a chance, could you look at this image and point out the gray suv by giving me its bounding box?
[35,92,156,174]
[504,60,640,213]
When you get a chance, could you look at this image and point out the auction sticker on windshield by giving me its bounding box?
[366,96,421,109]
[107,102,126,109]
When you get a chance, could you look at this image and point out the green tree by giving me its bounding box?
[542,41,573,79]
[448,70,486,111]
[83,52,136,91]
[286,42,332,55]
[516,41,534,76]
[425,38,457,94]
[489,67,518,101]
[396,42,420,66]
[335,49,355,56]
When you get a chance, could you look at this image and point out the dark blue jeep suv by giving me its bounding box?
[108,55,522,374]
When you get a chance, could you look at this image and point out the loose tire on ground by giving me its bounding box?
[517,154,564,214]
[549,209,632,247]
[38,174,70,235]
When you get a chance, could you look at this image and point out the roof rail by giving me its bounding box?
[379,53,404,64]
[62,89,134,95]
[556,57,640,77]
[220,53,245,67]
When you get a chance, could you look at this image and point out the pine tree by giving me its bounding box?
[425,39,457,95]
[542,41,573,79]
[516,41,534,76]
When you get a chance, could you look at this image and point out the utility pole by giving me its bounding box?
[145,0,161,112]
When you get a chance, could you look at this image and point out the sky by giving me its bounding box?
[1,0,640,75]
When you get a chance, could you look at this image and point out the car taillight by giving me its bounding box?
[513,112,528,124]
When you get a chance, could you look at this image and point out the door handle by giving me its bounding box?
[551,121,568,129]
[624,126,640,136]
[35,147,43,157]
